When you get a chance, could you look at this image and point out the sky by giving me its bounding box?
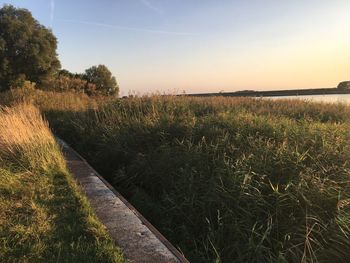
[1,0,350,95]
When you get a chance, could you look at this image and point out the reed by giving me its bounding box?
[43,94,350,262]
[2,89,350,262]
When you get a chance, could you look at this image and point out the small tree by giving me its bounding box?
[0,5,60,91]
[84,65,119,96]
[337,81,350,90]
[58,69,75,78]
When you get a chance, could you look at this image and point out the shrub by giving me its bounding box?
[0,5,60,91]
[43,95,350,263]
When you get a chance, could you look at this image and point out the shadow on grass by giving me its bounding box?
[39,170,124,263]
[43,97,350,263]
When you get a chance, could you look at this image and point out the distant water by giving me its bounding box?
[265,94,350,104]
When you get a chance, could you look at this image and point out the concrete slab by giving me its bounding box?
[57,138,188,263]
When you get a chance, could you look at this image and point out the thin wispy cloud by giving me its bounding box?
[50,0,55,28]
[138,0,163,15]
[58,19,193,36]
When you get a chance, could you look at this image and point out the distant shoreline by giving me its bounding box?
[186,87,350,97]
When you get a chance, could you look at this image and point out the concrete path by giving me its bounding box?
[57,138,188,263]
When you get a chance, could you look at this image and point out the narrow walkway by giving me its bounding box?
[57,138,188,263]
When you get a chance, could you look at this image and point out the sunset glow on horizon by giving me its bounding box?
[1,0,350,95]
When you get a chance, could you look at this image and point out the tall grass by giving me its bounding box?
[0,103,125,262]
[3,90,350,262]
[0,88,98,111]
[0,103,64,172]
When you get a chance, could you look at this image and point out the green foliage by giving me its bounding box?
[44,74,97,95]
[42,67,118,96]
[0,5,60,91]
[0,4,119,96]
[337,81,350,90]
[59,69,77,78]
[0,103,125,262]
[3,90,350,262]
[83,65,119,96]
[40,95,350,263]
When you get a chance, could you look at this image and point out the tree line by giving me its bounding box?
[0,5,119,96]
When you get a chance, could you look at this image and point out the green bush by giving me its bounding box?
[42,96,350,263]
[0,5,60,91]
[43,75,97,95]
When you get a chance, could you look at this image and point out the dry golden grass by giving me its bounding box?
[0,103,64,172]
[0,103,125,262]
[0,88,98,111]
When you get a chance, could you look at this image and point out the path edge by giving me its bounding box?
[56,137,189,263]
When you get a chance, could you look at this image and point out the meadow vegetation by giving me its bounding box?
[0,102,125,262]
[2,89,350,262]
[4,3,349,263]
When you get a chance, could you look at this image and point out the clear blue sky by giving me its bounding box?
[1,1,350,95]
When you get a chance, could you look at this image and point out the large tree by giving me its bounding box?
[0,5,60,91]
[84,65,119,96]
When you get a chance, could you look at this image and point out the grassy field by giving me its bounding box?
[2,89,350,262]
[0,103,125,262]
